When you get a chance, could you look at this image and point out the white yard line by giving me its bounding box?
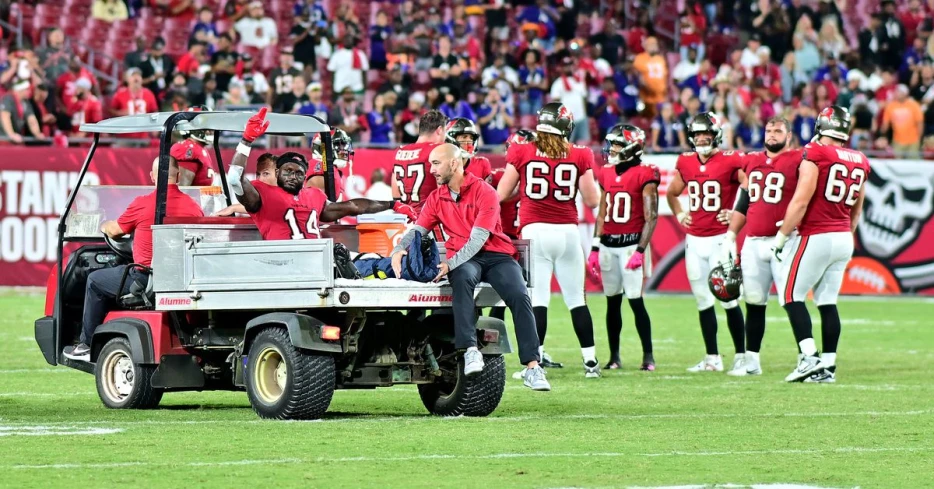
[0,368,76,374]
[7,446,931,470]
[0,409,929,428]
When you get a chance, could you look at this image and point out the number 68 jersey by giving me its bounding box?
[507,141,595,229]
[674,150,745,237]
[741,148,802,237]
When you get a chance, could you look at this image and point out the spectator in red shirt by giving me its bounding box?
[901,0,925,46]
[176,41,207,77]
[150,0,195,19]
[57,56,98,106]
[65,78,103,135]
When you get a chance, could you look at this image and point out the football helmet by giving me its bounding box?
[813,105,852,142]
[708,261,742,302]
[504,129,536,153]
[603,123,646,166]
[444,118,481,158]
[536,102,575,138]
[687,112,723,157]
[312,128,353,169]
[180,105,214,145]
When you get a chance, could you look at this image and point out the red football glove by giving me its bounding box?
[587,249,601,279]
[392,200,417,222]
[625,251,644,270]
[243,107,270,143]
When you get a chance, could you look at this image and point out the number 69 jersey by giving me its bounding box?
[250,181,327,240]
[507,141,595,228]
[741,148,803,237]
[674,150,745,237]
[598,164,661,235]
[799,142,870,236]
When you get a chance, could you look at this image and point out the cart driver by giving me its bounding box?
[226,108,418,240]
[63,156,204,361]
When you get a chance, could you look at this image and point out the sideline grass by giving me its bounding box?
[0,292,932,489]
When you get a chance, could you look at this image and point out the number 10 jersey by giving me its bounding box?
[506,141,595,230]
[674,150,745,237]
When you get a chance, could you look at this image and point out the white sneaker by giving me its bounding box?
[686,354,723,372]
[463,349,484,376]
[583,360,601,378]
[745,352,762,375]
[785,354,826,382]
[726,354,747,376]
[523,365,551,391]
[511,369,524,380]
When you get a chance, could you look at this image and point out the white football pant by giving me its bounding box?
[522,223,587,310]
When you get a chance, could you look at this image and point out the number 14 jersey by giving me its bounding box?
[506,141,595,229]
[674,150,744,237]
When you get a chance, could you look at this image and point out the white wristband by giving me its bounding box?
[236,142,252,157]
[774,231,788,250]
[725,230,737,241]
[677,212,688,223]
[591,237,600,248]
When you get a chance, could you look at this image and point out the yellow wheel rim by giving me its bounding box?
[253,347,287,404]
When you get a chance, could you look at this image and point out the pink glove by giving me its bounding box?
[392,200,417,222]
[587,250,601,279]
[242,107,270,143]
[625,251,644,270]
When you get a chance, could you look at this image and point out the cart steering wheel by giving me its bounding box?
[103,232,134,262]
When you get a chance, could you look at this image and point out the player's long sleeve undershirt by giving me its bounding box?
[392,226,490,271]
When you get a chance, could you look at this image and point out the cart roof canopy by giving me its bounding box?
[78,111,330,135]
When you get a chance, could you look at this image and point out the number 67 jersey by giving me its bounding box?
[674,150,745,237]
[507,141,595,229]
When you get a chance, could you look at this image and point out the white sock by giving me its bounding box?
[746,351,760,362]
[467,346,479,353]
[706,354,721,363]
[798,338,817,357]
[734,352,745,361]
[581,346,596,363]
[538,345,545,358]
[821,352,836,366]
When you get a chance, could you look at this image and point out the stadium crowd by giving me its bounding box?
[0,0,930,158]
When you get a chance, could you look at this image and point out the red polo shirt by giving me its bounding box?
[117,184,204,266]
[415,172,516,260]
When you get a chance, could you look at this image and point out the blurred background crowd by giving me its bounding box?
[0,0,930,158]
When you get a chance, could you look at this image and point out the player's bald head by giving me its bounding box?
[151,156,180,183]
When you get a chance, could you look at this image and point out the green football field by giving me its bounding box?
[1,291,932,489]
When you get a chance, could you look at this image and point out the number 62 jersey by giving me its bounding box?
[506,141,595,229]
[674,150,745,237]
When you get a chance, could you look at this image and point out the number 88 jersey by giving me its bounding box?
[674,150,745,237]
[507,141,595,229]
[742,149,802,237]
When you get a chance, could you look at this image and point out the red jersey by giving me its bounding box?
[110,87,158,115]
[507,141,595,228]
[56,70,98,101]
[415,172,516,259]
[306,158,345,201]
[675,150,745,237]
[501,197,520,239]
[393,142,441,212]
[117,184,204,266]
[598,163,661,236]
[466,155,492,182]
[742,149,802,237]
[65,94,103,130]
[170,140,215,187]
[250,181,329,240]
[798,143,870,236]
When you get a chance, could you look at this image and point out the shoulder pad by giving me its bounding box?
[572,144,589,149]
[681,151,695,157]
[721,150,736,156]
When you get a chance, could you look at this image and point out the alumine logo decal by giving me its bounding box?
[408,294,453,302]
[158,297,192,306]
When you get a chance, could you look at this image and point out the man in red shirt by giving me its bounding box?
[390,143,550,392]
[111,67,159,140]
[63,156,204,361]
[56,56,98,106]
[171,128,215,186]
[227,108,416,240]
[64,78,104,134]
[176,41,207,76]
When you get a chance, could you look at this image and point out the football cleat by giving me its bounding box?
[785,354,826,382]
[726,353,747,376]
[584,360,601,378]
[640,353,656,371]
[540,351,564,368]
[687,354,723,372]
[804,366,836,383]
[604,358,622,370]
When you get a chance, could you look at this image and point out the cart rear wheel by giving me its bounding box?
[95,337,163,409]
[418,354,505,417]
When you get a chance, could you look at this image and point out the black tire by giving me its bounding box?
[417,354,506,417]
[245,327,335,420]
[94,337,163,409]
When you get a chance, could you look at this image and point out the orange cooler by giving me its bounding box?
[356,214,409,256]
